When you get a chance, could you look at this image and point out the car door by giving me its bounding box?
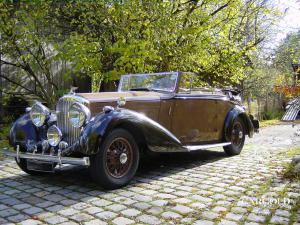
[170,73,220,144]
[171,96,219,144]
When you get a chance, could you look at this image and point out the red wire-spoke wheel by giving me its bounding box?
[223,118,245,156]
[90,129,140,189]
[231,122,244,147]
[105,137,133,178]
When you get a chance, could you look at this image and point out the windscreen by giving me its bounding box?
[118,72,178,93]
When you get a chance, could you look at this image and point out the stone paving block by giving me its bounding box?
[134,202,152,209]
[7,214,29,223]
[0,204,8,211]
[47,204,64,212]
[148,206,165,215]
[22,196,43,205]
[137,214,161,224]
[44,215,68,224]
[191,195,213,202]
[84,206,104,215]
[36,201,55,208]
[172,204,193,214]
[43,194,65,202]
[226,212,243,221]
[105,203,127,212]
[173,197,192,204]
[201,211,219,220]
[161,211,182,219]
[0,208,18,217]
[121,208,141,217]
[212,206,227,213]
[96,211,117,220]
[274,209,290,217]
[244,223,261,225]
[92,199,112,207]
[60,222,78,225]
[19,219,42,225]
[60,199,77,206]
[269,215,289,224]
[59,208,79,216]
[190,202,207,209]
[194,220,214,225]
[218,219,238,225]
[0,197,22,205]
[251,207,271,216]
[112,217,135,225]
[70,213,94,222]
[23,206,43,215]
[83,219,108,225]
[151,199,169,207]
[247,213,266,223]
[13,203,31,210]
[231,206,248,214]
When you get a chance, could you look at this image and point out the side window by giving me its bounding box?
[178,73,193,93]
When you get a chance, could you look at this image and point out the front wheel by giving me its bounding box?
[223,117,245,156]
[89,129,140,189]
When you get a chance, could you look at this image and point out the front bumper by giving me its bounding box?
[3,146,90,167]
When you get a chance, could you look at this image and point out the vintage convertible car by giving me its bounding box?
[4,72,259,189]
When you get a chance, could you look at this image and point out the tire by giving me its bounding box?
[90,128,140,189]
[223,117,245,156]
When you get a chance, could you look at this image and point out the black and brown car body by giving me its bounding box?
[5,72,259,189]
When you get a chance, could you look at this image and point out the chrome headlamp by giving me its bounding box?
[68,102,91,128]
[29,102,50,127]
[47,125,62,146]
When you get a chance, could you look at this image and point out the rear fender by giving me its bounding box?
[223,105,254,141]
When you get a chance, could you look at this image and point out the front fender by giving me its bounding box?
[9,113,38,148]
[80,108,184,155]
[224,105,254,141]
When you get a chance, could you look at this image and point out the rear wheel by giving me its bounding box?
[90,129,140,189]
[223,117,245,156]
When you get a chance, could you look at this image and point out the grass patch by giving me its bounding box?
[259,119,281,128]
[0,123,11,160]
[282,147,300,182]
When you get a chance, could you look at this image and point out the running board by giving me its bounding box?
[184,142,231,151]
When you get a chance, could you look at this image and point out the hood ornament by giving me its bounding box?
[69,86,78,95]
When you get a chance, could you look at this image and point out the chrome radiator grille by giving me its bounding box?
[56,95,89,145]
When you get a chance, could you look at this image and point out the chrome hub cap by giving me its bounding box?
[120,153,128,164]
[238,131,243,139]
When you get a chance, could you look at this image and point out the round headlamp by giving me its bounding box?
[30,102,50,127]
[68,102,91,128]
[47,125,62,146]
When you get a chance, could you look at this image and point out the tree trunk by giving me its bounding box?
[247,95,251,114]
[257,98,261,120]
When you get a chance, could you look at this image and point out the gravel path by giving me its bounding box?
[0,123,299,225]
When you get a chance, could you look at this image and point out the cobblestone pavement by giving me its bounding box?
[0,123,300,225]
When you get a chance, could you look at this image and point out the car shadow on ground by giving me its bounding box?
[1,149,228,191]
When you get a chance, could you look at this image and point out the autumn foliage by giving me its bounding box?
[274,85,300,97]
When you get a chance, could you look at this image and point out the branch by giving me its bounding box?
[210,1,232,17]
[0,59,24,69]
[0,74,37,95]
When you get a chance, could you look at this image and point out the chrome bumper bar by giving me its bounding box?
[2,147,90,166]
